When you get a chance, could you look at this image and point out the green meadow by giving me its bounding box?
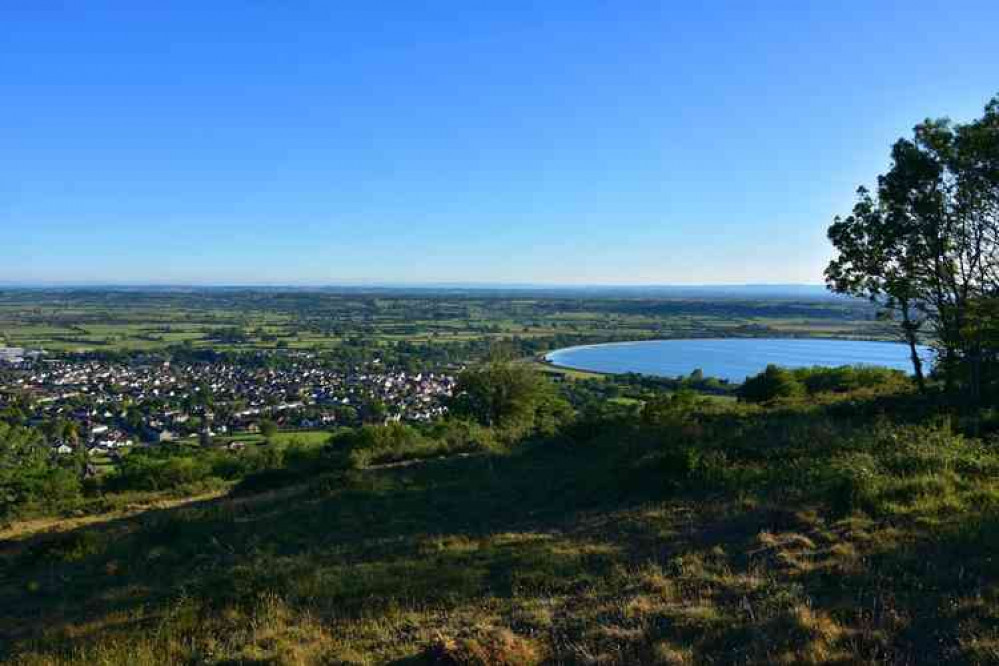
[0,290,888,356]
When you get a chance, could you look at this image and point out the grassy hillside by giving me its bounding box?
[3,391,999,664]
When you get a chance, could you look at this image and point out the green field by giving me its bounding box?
[177,429,334,448]
[0,289,891,358]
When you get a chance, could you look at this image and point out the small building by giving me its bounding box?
[144,427,176,443]
[0,347,26,365]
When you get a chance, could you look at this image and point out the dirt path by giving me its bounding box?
[0,483,313,545]
[0,491,226,544]
[1,452,480,546]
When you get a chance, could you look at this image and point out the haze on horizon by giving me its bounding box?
[4,1,998,286]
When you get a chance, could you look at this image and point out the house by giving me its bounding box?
[0,347,26,365]
[144,427,175,443]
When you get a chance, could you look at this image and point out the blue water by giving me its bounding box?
[544,338,933,382]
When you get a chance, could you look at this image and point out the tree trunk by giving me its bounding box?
[907,336,926,394]
[943,346,957,395]
[900,305,926,394]
[968,347,983,406]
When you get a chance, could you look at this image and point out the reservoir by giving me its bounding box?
[544,338,932,382]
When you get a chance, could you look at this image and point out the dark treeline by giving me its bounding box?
[581,298,873,320]
[65,331,643,374]
[0,289,872,328]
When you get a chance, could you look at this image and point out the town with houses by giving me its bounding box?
[0,346,457,459]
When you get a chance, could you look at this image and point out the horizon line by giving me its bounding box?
[0,281,829,290]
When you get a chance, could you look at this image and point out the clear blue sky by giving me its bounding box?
[3,1,998,285]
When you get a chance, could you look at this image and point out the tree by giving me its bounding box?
[61,421,80,447]
[0,393,30,426]
[738,365,803,403]
[332,404,359,425]
[0,422,81,524]
[360,397,388,425]
[827,94,999,400]
[259,419,278,441]
[826,184,929,392]
[125,406,144,431]
[641,389,702,426]
[449,360,570,437]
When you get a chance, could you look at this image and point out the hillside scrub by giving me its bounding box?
[449,360,574,439]
[0,363,943,527]
[328,421,497,469]
[4,383,999,664]
[0,422,85,525]
[738,364,909,403]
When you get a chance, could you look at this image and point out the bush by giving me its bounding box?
[282,439,324,471]
[1,423,83,522]
[208,445,286,480]
[822,452,883,515]
[641,389,703,427]
[329,423,435,468]
[738,365,804,403]
[450,361,572,439]
[109,446,214,492]
[428,419,501,454]
[738,364,910,404]
[31,529,106,563]
[231,467,304,495]
[324,420,499,469]
[792,365,910,395]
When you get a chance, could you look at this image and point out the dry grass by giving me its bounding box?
[5,492,997,665]
[0,490,226,543]
[5,402,999,664]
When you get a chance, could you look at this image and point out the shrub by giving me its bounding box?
[282,439,324,471]
[821,452,883,515]
[1,422,84,522]
[428,418,500,454]
[330,423,434,468]
[109,447,213,492]
[231,467,304,495]
[791,365,910,395]
[450,361,572,439]
[31,529,105,563]
[641,389,703,427]
[324,420,502,469]
[738,365,804,403]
